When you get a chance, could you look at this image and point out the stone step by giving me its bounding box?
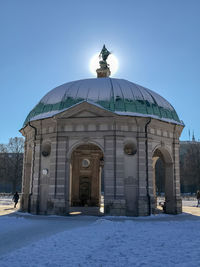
[69,206,104,216]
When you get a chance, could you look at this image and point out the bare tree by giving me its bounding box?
[0,137,24,193]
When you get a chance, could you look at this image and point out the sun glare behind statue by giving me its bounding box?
[89,53,119,76]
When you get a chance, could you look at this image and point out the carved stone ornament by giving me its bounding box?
[82,159,90,168]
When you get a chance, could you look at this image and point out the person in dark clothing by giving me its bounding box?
[197,190,200,207]
[13,192,19,208]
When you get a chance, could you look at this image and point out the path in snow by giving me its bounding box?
[0,213,98,257]
[0,196,18,216]
[0,214,200,266]
[1,196,200,263]
[0,209,200,258]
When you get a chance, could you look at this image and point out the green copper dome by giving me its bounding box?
[23,78,182,126]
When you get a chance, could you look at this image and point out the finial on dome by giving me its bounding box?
[96,45,111,78]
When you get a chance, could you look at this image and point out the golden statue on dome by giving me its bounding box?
[96,45,111,78]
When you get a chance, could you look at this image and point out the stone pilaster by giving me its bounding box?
[53,136,68,215]
[173,140,182,214]
[137,134,149,216]
[48,135,69,215]
[115,136,125,199]
[104,135,115,203]
[104,135,126,216]
[21,141,27,194]
[49,135,57,199]
[30,139,41,214]
[20,141,27,211]
[147,140,156,213]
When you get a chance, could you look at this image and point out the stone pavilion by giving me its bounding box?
[20,46,184,216]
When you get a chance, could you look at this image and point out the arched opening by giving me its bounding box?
[153,147,174,214]
[69,144,104,215]
[155,158,165,196]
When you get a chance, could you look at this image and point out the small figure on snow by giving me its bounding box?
[196,190,200,207]
[13,192,19,208]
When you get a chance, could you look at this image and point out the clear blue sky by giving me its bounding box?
[0,0,200,143]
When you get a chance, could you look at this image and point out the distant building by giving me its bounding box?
[20,47,184,216]
[180,140,200,193]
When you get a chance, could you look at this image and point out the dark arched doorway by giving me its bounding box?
[155,158,165,196]
[69,144,104,215]
[153,147,175,214]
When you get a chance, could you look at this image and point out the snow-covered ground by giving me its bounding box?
[182,199,198,207]
[0,195,13,206]
[0,197,200,266]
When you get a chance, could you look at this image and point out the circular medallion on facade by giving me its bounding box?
[124,143,137,156]
[82,159,90,168]
[41,142,51,157]
[42,169,48,175]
